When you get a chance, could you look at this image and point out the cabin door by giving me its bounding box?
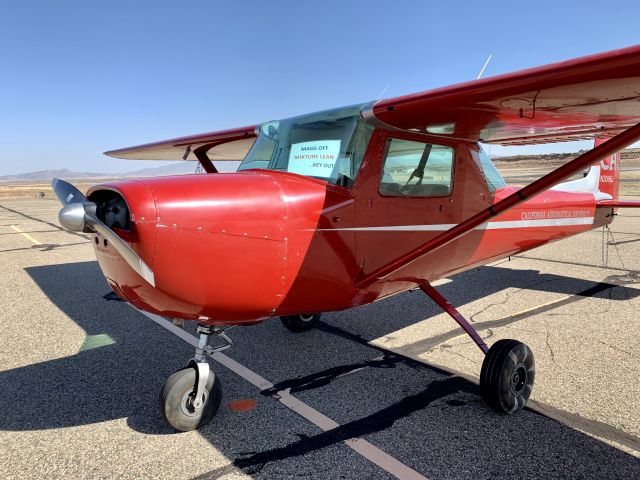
[352,130,466,285]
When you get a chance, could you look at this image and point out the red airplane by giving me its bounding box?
[53,45,640,432]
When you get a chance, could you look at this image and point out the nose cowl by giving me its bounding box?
[88,172,328,323]
[135,173,290,321]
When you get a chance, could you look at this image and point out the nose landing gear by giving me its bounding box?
[159,324,231,432]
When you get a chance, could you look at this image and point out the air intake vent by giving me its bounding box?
[89,190,131,231]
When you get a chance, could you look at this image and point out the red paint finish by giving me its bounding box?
[87,47,640,326]
[351,131,491,300]
[89,171,328,323]
[88,134,627,325]
[356,125,640,289]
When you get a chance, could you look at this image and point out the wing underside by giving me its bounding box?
[372,45,640,145]
[105,125,258,161]
[105,46,640,162]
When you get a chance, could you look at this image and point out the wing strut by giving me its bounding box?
[193,144,218,173]
[356,121,640,288]
[419,282,489,354]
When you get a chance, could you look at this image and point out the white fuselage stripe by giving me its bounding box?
[318,217,594,232]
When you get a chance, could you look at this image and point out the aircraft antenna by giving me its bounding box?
[476,54,493,79]
[376,84,391,100]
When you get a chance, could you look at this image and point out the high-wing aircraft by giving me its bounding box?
[53,45,640,431]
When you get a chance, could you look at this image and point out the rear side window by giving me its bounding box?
[379,138,454,196]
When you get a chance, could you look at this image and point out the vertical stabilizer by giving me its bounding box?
[595,138,620,200]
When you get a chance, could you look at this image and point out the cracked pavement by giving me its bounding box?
[370,206,640,456]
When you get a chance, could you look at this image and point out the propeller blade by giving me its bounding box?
[51,178,156,287]
[52,177,87,205]
[84,208,156,287]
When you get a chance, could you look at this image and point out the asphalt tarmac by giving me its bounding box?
[1,197,639,479]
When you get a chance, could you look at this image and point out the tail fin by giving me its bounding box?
[594,138,620,201]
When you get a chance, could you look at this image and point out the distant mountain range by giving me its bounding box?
[0,161,241,182]
[4,147,640,182]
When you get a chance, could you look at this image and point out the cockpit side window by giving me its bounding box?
[379,138,454,197]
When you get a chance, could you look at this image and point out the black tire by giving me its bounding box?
[280,313,321,332]
[480,339,535,414]
[160,366,222,432]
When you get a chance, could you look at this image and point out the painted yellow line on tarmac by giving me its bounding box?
[506,295,573,318]
[440,295,574,345]
[10,225,41,245]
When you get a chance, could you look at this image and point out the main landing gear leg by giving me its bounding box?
[419,282,535,414]
[159,324,231,432]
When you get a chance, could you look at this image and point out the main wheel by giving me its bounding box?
[160,366,222,432]
[280,313,321,332]
[480,339,535,414]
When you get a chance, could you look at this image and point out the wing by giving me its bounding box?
[372,45,640,145]
[104,125,258,161]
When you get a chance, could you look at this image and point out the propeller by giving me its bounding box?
[51,178,155,287]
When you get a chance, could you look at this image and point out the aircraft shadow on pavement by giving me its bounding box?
[331,263,640,349]
[1,261,638,478]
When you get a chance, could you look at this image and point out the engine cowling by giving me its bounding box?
[87,171,327,323]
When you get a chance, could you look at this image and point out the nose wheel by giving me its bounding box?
[160,324,231,432]
[160,366,222,432]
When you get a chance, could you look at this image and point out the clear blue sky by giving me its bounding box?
[1,0,639,175]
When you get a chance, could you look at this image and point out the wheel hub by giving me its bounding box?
[511,363,527,395]
[180,390,208,417]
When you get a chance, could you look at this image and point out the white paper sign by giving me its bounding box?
[288,140,341,177]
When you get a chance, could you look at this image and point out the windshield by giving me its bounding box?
[238,103,373,187]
